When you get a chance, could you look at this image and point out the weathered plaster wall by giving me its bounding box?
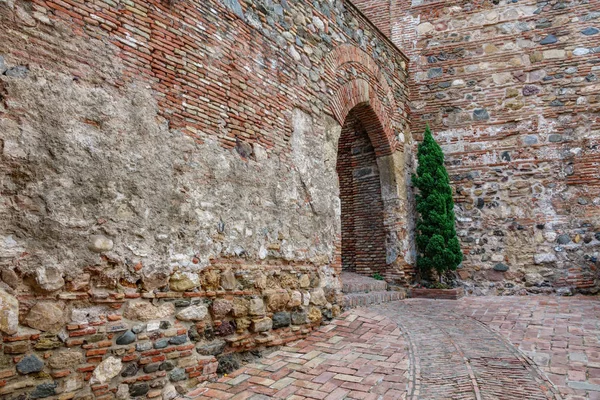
[355,0,600,295]
[0,0,410,397]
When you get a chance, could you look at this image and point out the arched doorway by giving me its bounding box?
[336,104,388,276]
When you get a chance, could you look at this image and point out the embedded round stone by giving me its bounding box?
[582,27,599,35]
[116,330,136,345]
[169,335,187,345]
[493,263,509,272]
[169,368,186,382]
[30,383,57,399]
[129,383,150,397]
[88,234,114,253]
[540,34,557,45]
[272,312,291,329]
[196,340,226,356]
[557,234,571,245]
[17,354,44,374]
[473,109,490,121]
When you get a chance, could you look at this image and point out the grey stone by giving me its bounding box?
[222,0,243,19]
[160,360,176,371]
[291,310,308,325]
[595,232,600,241]
[0,55,5,74]
[136,342,152,351]
[4,65,29,78]
[568,382,600,391]
[556,287,573,296]
[557,234,571,244]
[17,354,44,374]
[582,27,599,35]
[169,368,186,382]
[540,35,558,45]
[582,12,600,22]
[121,363,138,377]
[524,135,538,145]
[473,109,489,121]
[169,335,187,345]
[30,383,57,399]
[522,85,540,96]
[549,134,563,142]
[493,263,509,272]
[272,312,291,329]
[159,321,171,329]
[131,324,145,334]
[196,340,226,356]
[116,330,136,345]
[129,382,150,397]
[550,100,565,107]
[143,363,160,373]
[427,67,443,79]
[154,339,169,349]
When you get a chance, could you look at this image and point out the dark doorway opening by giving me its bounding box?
[336,105,387,276]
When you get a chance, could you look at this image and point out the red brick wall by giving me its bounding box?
[350,0,391,37]
[337,106,387,276]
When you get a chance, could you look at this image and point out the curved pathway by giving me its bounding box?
[188,297,600,400]
[376,302,560,400]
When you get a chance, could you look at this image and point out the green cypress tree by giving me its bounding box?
[412,125,462,281]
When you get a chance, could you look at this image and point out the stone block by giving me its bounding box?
[251,317,273,332]
[0,288,19,334]
[265,290,290,312]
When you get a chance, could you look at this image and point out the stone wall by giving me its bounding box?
[0,0,410,397]
[355,0,600,295]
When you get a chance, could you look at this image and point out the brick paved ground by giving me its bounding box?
[188,297,600,400]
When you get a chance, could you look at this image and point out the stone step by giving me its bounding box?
[343,290,405,309]
[341,272,388,293]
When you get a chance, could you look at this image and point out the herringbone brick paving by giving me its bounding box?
[188,297,600,399]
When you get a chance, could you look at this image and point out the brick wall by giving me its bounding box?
[353,0,600,295]
[337,107,388,276]
[0,0,410,397]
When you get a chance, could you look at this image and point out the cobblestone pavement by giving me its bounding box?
[188,297,600,400]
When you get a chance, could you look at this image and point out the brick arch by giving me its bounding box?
[325,44,398,122]
[330,78,398,157]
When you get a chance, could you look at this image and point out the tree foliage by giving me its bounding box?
[412,126,462,279]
